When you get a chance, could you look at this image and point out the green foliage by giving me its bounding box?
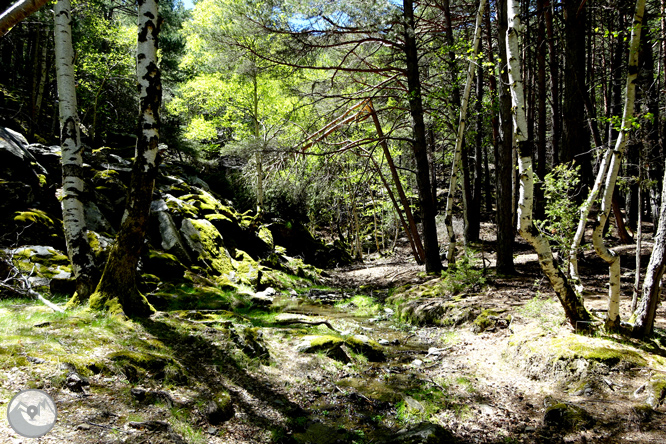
[442,250,485,294]
[536,162,583,258]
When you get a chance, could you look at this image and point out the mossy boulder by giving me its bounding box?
[392,297,477,327]
[205,390,234,425]
[543,399,594,431]
[550,336,648,367]
[12,209,64,248]
[143,250,186,281]
[296,335,350,363]
[181,218,235,277]
[472,309,501,333]
[378,422,457,444]
[645,375,666,408]
[232,250,261,286]
[345,335,386,362]
[107,350,187,384]
[296,335,344,353]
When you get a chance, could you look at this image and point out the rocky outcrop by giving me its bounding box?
[0,127,342,302]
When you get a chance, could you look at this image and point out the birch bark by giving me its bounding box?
[0,0,50,36]
[89,0,161,317]
[591,0,645,330]
[443,0,487,264]
[506,0,593,329]
[55,0,96,302]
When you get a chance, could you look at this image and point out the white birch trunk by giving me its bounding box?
[55,0,96,301]
[0,0,50,36]
[443,0,487,264]
[568,148,612,293]
[506,0,592,329]
[591,0,645,331]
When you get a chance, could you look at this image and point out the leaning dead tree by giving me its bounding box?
[443,0,487,265]
[505,0,593,330]
[300,99,426,264]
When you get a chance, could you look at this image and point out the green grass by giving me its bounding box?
[335,295,381,317]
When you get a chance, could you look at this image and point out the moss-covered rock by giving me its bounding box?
[472,309,498,333]
[645,375,666,408]
[107,350,187,384]
[205,390,234,425]
[543,399,594,431]
[345,335,386,362]
[143,250,186,281]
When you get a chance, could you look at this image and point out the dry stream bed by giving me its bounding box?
[0,273,665,444]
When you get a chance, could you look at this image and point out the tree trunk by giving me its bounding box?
[403,0,442,273]
[561,0,592,184]
[495,0,515,275]
[535,0,547,219]
[444,0,487,263]
[591,0,646,331]
[368,101,425,263]
[545,0,560,165]
[55,0,96,303]
[632,163,666,338]
[506,0,593,330]
[89,0,162,317]
[0,0,50,37]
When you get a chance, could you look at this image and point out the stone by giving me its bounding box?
[84,201,115,234]
[379,422,456,444]
[645,375,666,408]
[151,201,193,264]
[205,391,234,425]
[344,335,386,362]
[543,400,594,431]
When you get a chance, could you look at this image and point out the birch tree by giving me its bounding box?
[54,0,96,302]
[443,0,487,264]
[88,0,162,317]
[590,0,645,331]
[0,0,50,36]
[505,0,593,329]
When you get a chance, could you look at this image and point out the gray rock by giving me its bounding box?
[543,400,594,430]
[205,392,234,425]
[152,200,192,263]
[379,422,456,444]
[84,201,115,234]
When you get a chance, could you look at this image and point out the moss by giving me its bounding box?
[188,219,236,279]
[551,336,648,367]
[543,402,593,430]
[344,335,386,362]
[92,169,120,181]
[89,292,130,319]
[309,335,344,348]
[232,250,260,286]
[205,213,234,224]
[14,209,54,226]
[258,227,274,249]
[473,309,497,333]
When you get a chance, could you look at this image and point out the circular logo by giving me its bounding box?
[6,389,57,438]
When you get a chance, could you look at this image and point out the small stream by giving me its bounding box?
[274,290,448,407]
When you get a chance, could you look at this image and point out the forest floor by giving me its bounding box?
[1,224,666,444]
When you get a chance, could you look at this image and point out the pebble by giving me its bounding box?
[378,339,390,346]
[411,359,423,367]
